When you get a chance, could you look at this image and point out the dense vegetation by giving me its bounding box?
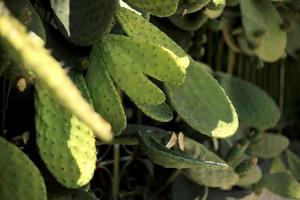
[0,0,300,199]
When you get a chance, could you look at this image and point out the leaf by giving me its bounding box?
[116,7,190,68]
[270,157,287,174]
[240,0,286,62]
[138,132,228,169]
[135,102,173,122]
[166,61,238,138]
[86,40,126,135]
[35,73,97,188]
[237,165,262,186]
[248,133,289,159]
[50,0,117,46]
[4,0,46,40]
[216,72,280,129]
[255,173,300,199]
[0,11,112,141]
[124,0,179,17]
[183,137,239,188]
[0,137,47,200]
[286,150,300,180]
[101,34,186,105]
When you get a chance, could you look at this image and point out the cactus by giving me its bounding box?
[50,0,117,46]
[138,131,228,169]
[116,7,190,69]
[255,173,300,199]
[101,34,186,105]
[0,9,112,141]
[183,137,239,188]
[166,60,238,138]
[240,0,287,62]
[0,137,47,200]
[215,72,280,130]
[48,190,98,200]
[248,133,289,159]
[168,12,208,31]
[237,165,262,186]
[85,40,126,135]
[176,0,211,14]
[286,150,300,180]
[124,0,179,17]
[35,72,97,188]
[135,102,173,122]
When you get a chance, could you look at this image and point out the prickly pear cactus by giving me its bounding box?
[50,0,117,46]
[286,150,300,180]
[35,72,97,188]
[85,40,126,135]
[101,34,186,105]
[48,190,98,200]
[138,132,228,169]
[240,0,286,62]
[0,137,47,200]
[124,0,179,17]
[248,133,289,159]
[116,7,190,68]
[183,137,239,188]
[135,102,173,122]
[166,60,238,138]
[216,72,280,129]
[0,11,112,141]
[237,165,262,186]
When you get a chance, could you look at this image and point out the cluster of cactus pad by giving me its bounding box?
[1,0,300,199]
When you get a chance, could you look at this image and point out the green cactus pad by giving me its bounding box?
[138,132,228,169]
[4,0,45,40]
[248,133,289,159]
[237,165,262,186]
[168,12,208,31]
[286,150,300,180]
[216,72,280,129]
[50,0,117,46]
[86,40,126,135]
[240,0,286,62]
[124,0,179,17]
[255,173,300,199]
[35,74,97,188]
[176,0,210,14]
[166,60,238,138]
[0,137,47,200]
[101,34,186,105]
[183,137,239,188]
[0,13,112,141]
[116,7,190,69]
[270,157,286,174]
[135,102,173,122]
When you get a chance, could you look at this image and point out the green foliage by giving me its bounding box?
[0,137,47,200]
[216,72,280,129]
[124,0,179,17]
[240,0,286,62]
[248,133,289,159]
[50,0,117,46]
[183,137,240,187]
[166,61,238,138]
[35,72,97,188]
[138,131,228,169]
[286,150,300,180]
[255,173,300,199]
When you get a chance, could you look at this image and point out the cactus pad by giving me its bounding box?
[216,72,280,129]
[240,0,286,62]
[166,60,238,138]
[86,41,126,135]
[116,7,190,69]
[124,0,179,17]
[135,102,173,122]
[50,0,117,46]
[237,165,262,186]
[138,132,228,169]
[0,137,47,200]
[49,190,98,200]
[0,13,112,141]
[183,137,239,188]
[286,150,300,180]
[248,133,289,159]
[256,173,300,199]
[101,34,186,105]
[35,73,97,188]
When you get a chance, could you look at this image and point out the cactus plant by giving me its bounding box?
[0,137,47,200]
